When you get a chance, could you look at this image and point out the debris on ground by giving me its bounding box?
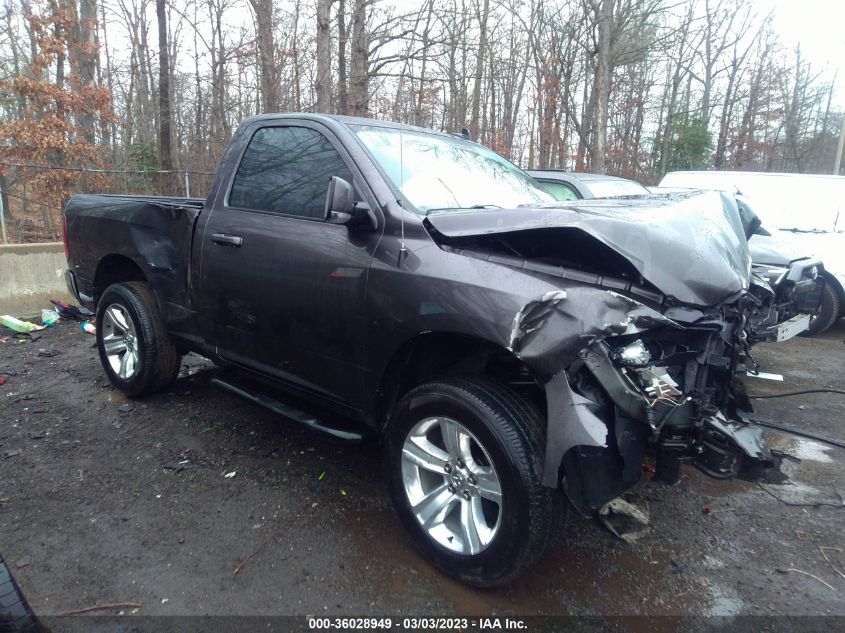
[56,602,143,616]
[41,309,60,326]
[29,431,46,440]
[598,497,651,544]
[37,347,60,358]
[4,449,22,458]
[224,471,236,478]
[0,315,45,333]
[51,300,94,321]
[163,460,193,473]
[780,568,836,591]
[80,320,96,335]
[117,403,135,413]
[819,547,845,580]
[0,376,6,387]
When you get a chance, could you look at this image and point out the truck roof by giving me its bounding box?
[238,112,461,139]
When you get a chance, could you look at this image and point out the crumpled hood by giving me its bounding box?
[426,190,752,307]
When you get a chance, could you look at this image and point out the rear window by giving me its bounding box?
[538,180,579,201]
[583,179,649,198]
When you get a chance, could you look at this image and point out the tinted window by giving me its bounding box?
[539,180,580,201]
[229,126,354,219]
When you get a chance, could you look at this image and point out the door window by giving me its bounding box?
[229,126,354,219]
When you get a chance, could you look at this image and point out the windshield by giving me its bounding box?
[351,125,554,213]
[584,179,650,198]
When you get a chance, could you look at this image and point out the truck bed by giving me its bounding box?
[64,193,205,333]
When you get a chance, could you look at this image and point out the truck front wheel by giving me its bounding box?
[385,376,563,587]
[96,282,181,397]
[805,279,840,336]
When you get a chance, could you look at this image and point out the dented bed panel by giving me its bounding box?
[64,194,203,335]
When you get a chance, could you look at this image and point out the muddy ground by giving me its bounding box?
[1,319,844,627]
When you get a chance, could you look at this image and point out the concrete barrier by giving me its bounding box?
[0,242,73,318]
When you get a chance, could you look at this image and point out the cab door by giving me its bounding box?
[196,122,381,408]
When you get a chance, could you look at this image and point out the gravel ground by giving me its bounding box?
[1,319,843,625]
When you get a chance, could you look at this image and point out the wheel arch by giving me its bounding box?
[375,331,547,432]
[93,254,148,306]
[824,271,845,305]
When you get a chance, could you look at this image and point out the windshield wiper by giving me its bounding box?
[425,204,502,216]
[779,227,829,234]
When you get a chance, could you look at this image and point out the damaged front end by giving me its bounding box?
[555,312,777,513]
[425,190,785,514]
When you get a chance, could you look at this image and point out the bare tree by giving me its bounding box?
[157,0,173,170]
[316,0,332,111]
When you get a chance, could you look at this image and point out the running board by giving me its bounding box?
[211,375,368,442]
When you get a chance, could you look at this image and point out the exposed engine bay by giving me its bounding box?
[562,319,777,512]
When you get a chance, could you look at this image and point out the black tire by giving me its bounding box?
[384,375,563,587]
[0,556,39,633]
[96,281,181,397]
[805,278,840,336]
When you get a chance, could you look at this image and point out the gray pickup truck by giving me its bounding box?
[64,114,784,586]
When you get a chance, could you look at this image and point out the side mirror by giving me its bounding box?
[325,176,355,223]
[325,176,376,229]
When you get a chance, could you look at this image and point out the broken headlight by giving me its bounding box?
[752,264,788,287]
[614,339,651,366]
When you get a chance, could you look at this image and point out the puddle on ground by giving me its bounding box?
[336,501,704,617]
[703,581,744,616]
[782,438,834,464]
[107,390,131,404]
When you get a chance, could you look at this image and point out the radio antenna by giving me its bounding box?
[399,128,407,259]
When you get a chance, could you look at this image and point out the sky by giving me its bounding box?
[758,0,845,104]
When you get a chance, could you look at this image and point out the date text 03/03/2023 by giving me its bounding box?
[306,617,529,630]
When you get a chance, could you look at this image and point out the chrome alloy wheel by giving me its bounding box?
[401,417,503,555]
[101,304,140,379]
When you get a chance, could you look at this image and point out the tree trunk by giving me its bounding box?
[349,0,368,116]
[315,0,332,112]
[469,0,489,137]
[591,0,612,175]
[74,0,97,145]
[337,0,348,114]
[156,0,173,172]
[250,0,278,112]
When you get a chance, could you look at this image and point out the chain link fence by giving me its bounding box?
[0,162,215,244]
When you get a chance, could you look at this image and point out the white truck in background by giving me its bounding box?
[659,171,845,335]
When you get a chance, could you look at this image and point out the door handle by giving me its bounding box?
[211,233,243,247]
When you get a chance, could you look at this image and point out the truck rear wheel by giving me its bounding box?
[384,376,563,587]
[96,282,181,397]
